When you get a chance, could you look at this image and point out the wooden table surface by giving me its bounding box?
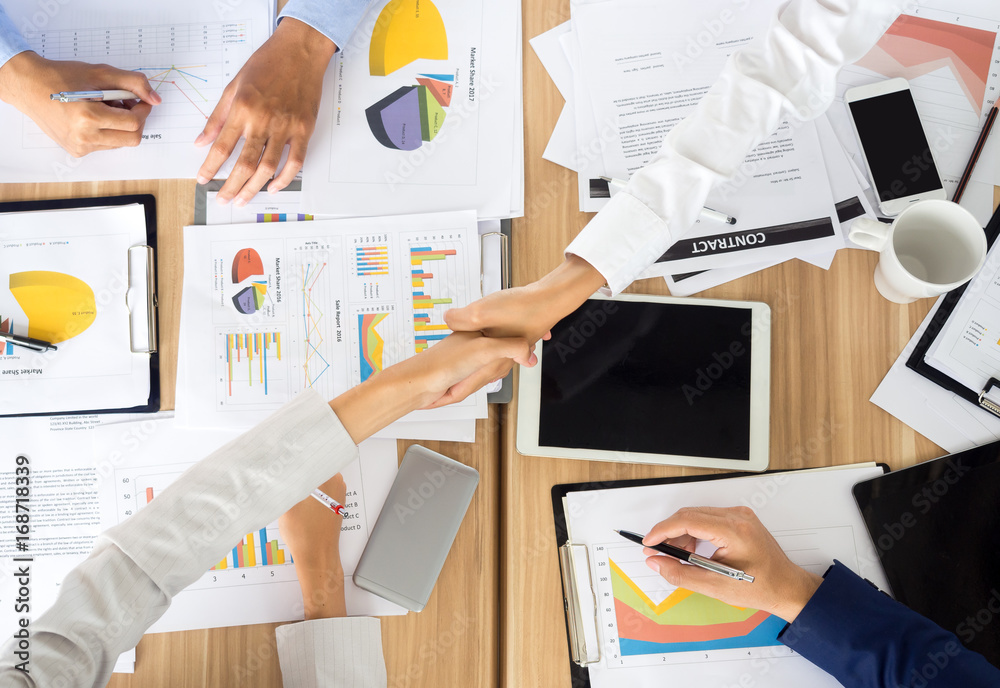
[2,1,999,687]
[0,178,501,688]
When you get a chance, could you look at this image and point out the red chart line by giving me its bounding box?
[170,80,209,120]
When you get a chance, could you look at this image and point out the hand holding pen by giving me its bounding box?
[0,53,161,158]
[633,506,823,623]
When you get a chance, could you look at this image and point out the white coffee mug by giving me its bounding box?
[848,200,987,304]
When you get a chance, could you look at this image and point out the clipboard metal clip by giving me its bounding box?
[559,543,601,667]
[127,244,158,354]
[978,377,1000,418]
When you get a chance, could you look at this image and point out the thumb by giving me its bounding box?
[195,84,235,147]
[107,67,162,105]
[647,556,722,599]
[443,302,483,332]
[472,335,532,369]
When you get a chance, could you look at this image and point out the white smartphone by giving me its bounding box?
[845,77,947,216]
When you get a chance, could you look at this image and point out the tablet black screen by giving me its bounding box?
[854,446,1000,666]
[538,300,753,460]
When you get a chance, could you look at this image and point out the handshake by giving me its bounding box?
[363,255,607,417]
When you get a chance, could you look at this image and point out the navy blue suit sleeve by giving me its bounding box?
[779,561,999,687]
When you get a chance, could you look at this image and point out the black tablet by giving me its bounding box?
[853,445,1000,666]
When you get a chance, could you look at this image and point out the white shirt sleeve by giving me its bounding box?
[0,389,361,688]
[276,617,387,688]
[565,0,908,295]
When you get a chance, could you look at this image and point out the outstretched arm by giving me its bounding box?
[0,332,527,687]
[447,0,908,342]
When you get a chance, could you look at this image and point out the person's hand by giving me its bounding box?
[444,255,607,351]
[195,18,336,205]
[279,473,348,620]
[0,52,161,157]
[330,331,531,443]
[642,506,823,623]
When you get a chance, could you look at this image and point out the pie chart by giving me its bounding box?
[9,271,96,343]
[369,0,448,77]
[232,248,264,283]
[366,84,447,151]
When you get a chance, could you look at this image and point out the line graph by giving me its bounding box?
[298,260,332,391]
[139,64,212,119]
[21,21,254,147]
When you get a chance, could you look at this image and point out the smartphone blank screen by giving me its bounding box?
[849,89,942,202]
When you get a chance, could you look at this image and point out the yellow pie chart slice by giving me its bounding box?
[369,0,448,77]
[9,271,97,343]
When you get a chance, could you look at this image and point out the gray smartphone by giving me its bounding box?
[353,444,479,612]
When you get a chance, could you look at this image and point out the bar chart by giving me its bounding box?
[216,328,289,408]
[409,242,462,353]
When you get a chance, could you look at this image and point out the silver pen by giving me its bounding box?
[615,529,755,583]
[50,90,140,102]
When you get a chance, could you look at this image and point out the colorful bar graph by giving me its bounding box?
[356,245,390,276]
[256,213,313,222]
[216,525,292,570]
[409,245,461,353]
[225,331,282,396]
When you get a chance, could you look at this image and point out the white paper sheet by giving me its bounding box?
[301,0,521,219]
[175,212,486,432]
[565,1,843,272]
[566,465,889,687]
[0,0,272,182]
[826,2,1000,189]
[0,415,149,672]
[871,297,1000,453]
[0,206,150,415]
[90,419,406,631]
[923,236,1000,392]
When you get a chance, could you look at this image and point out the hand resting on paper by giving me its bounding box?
[642,506,822,623]
[196,17,335,206]
[0,52,161,157]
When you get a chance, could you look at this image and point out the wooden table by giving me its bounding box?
[501,5,1000,688]
[0,179,501,688]
[3,3,999,687]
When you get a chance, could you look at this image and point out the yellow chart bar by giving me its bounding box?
[245,534,256,567]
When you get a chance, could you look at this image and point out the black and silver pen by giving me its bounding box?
[615,529,754,583]
[0,333,57,352]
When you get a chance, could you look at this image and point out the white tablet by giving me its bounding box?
[516,294,771,471]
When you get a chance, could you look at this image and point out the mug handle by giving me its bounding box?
[849,217,891,251]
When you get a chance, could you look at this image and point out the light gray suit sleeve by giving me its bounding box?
[276,617,387,688]
[0,389,360,687]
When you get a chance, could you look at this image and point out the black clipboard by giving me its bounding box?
[552,465,890,687]
[904,201,1000,416]
[0,194,160,416]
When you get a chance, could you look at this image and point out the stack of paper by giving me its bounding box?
[301,0,524,220]
[174,211,486,440]
[533,0,1000,295]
